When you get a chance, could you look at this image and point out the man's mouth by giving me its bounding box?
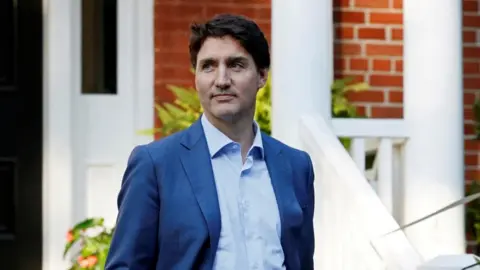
[212,94,236,101]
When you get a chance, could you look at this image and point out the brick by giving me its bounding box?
[358,27,386,39]
[465,140,480,151]
[466,169,480,181]
[464,15,480,28]
[464,46,480,58]
[356,105,367,116]
[465,123,475,135]
[156,52,189,65]
[370,74,403,87]
[369,12,403,25]
[334,57,347,70]
[371,106,403,118]
[395,60,403,71]
[465,153,478,166]
[205,6,270,21]
[157,3,205,20]
[334,11,366,23]
[157,66,194,80]
[334,42,363,55]
[372,59,391,71]
[463,30,477,43]
[465,92,477,105]
[464,61,480,74]
[354,0,389,8]
[366,44,403,56]
[335,25,355,39]
[156,18,193,32]
[392,0,402,9]
[350,58,369,70]
[333,0,351,8]
[334,73,366,83]
[464,78,480,89]
[463,0,479,12]
[155,33,190,53]
[465,107,475,121]
[391,28,403,40]
[388,90,403,103]
[347,90,384,102]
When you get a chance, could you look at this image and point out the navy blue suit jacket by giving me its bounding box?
[105,119,315,270]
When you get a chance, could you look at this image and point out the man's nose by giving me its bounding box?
[214,66,231,89]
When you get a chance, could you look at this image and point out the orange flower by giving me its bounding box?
[66,230,74,243]
[77,255,98,268]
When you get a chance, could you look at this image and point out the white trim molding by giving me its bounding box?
[42,0,76,269]
[42,0,154,268]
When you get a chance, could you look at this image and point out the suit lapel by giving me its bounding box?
[179,120,221,257]
[263,136,300,268]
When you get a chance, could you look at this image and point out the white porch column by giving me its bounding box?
[271,0,333,149]
[403,0,464,260]
[43,0,76,269]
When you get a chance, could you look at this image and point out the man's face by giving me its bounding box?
[195,36,267,122]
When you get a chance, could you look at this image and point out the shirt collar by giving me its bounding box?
[201,114,264,159]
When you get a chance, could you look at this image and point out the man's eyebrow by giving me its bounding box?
[227,56,249,62]
[198,57,215,65]
[197,56,249,66]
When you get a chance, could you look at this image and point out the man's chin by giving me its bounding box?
[211,110,241,122]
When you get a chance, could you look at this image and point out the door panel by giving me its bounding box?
[0,0,43,269]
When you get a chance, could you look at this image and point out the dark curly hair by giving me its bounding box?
[189,14,270,72]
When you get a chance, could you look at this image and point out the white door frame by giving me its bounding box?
[42,0,154,269]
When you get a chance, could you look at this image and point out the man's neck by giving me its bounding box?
[204,112,255,160]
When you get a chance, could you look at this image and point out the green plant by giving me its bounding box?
[140,73,368,142]
[466,181,480,255]
[474,97,480,140]
[63,218,113,270]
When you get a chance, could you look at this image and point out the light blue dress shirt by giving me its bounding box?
[201,115,286,270]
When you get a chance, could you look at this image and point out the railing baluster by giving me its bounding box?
[392,144,404,224]
[377,138,393,213]
[350,138,365,171]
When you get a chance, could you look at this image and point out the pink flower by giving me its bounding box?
[77,255,98,268]
[66,230,74,243]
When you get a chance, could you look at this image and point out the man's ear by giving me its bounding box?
[258,68,269,88]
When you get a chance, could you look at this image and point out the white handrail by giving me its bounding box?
[300,114,423,269]
[332,118,408,138]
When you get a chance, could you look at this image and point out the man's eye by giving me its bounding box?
[230,62,244,68]
[201,63,213,71]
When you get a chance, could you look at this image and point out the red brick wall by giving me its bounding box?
[464,0,480,185]
[333,0,403,119]
[154,1,480,187]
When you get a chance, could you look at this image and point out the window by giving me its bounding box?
[82,0,117,94]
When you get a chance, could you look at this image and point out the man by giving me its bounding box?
[105,14,315,270]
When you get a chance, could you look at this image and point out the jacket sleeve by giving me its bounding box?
[300,151,315,270]
[105,145,159,270]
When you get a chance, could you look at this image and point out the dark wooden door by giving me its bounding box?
[0,0,43,269]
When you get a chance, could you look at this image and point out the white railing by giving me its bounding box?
[332,118,408,223]
[300,114,424,269]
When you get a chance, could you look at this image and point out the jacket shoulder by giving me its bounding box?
[134,129,188,161]
[262,133,311,161]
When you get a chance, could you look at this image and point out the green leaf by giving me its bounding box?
[344,82,369,92]
[163,103,186,116]
[167,85,199,109]
[156,105,174,125]
[72,218,104,231]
